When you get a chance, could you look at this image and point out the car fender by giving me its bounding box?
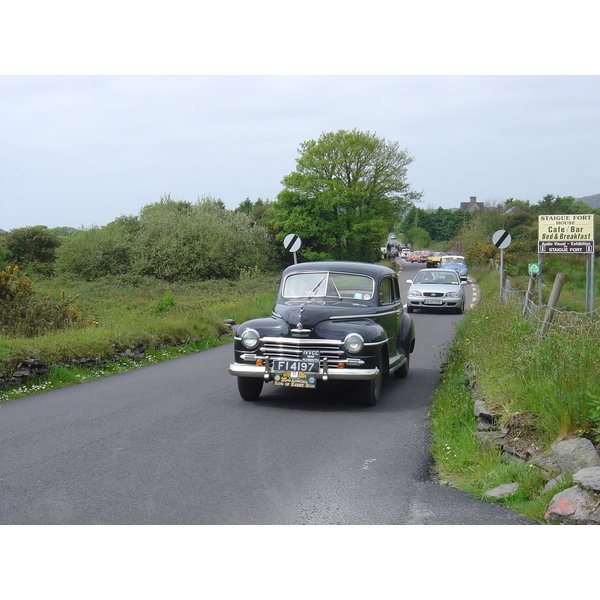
[399,313,415,353]
[236,316,289,339]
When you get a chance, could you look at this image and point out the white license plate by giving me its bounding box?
[272,359,319,373]
[424,299,443,305]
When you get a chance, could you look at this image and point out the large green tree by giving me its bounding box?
[271,129,421,262]
[6,225,61,265]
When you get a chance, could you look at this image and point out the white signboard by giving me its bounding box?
[538,214,595,253]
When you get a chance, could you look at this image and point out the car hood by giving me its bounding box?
[273,300,373,329]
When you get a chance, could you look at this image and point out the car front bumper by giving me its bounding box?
[407,298,463,309]
[228,360,380,382]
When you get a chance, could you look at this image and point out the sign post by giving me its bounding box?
[283,233,302,264]
[492,229,512,302]
[538,214,595,316]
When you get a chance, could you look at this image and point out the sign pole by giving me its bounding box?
[492,229,512,303]
[500,248,505,302]
[587,253,595,317]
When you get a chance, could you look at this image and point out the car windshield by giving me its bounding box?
[441,256,465,265]
[413,271,460,285]
[281,272,375,301]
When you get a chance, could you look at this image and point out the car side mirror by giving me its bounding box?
[406,279,413,284]
[461,281,467,285]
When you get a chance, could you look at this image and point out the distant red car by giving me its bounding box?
[419,251,432,263]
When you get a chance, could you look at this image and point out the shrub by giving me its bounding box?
[5,225,61,264]
[0,266,93,338]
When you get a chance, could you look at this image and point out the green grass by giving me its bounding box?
[0,271,279,399]
[429,267,600,521]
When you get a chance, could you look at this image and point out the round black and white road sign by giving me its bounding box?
[283,233,302,253]
[492,229,512,249]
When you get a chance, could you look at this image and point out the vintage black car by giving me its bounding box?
[228,261,415,406]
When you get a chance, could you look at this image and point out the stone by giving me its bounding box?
[474,430,506,450]
[484,482,519,499]
[545,485,600,524]
[474,397,499,422]
[552,438,600,474]
[543,474,565,493]
[573,466,600,492]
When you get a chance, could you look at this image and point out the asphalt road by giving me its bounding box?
[0,261,535,524]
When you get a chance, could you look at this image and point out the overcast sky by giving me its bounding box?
[2,4,599,232]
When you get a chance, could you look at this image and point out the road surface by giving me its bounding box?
[0,261,534,524]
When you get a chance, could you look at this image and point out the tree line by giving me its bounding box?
[1,128,598,282]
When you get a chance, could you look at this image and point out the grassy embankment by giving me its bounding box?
[430,265,600,521]
[0,271,279,401]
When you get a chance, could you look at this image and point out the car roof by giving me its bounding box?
[443,255,465,260]
[282,261,395,278]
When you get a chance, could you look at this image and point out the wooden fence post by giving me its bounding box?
[539,272,567,337]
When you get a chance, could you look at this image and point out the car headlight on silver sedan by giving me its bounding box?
[445,291,461,298]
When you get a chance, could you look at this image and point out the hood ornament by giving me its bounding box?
[296,323,303,330]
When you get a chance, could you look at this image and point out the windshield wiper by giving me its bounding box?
[307,275,327,300]
[329,278,342,299]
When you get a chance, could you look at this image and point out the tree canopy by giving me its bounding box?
[271,129,421,262]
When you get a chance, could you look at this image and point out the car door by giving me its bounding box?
[377,275,402,362]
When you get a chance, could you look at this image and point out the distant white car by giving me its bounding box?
[406,268,467,313]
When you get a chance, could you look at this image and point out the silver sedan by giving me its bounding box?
[406,268,466,313]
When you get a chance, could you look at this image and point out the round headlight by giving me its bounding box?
[344,333,364,354]
[241,328,260,349]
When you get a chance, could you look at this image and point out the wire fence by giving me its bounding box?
[501,277,600,341]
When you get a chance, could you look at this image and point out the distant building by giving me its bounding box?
[460,196,484,212]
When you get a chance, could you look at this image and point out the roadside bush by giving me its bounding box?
[55,197,274,282]
[0,266,93,338]
[132,197,274,281]
[6,225,61,265]
[55,219,137,280]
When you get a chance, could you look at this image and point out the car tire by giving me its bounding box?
[237,377,263,401]
[359,355,382,406]
[407,305,414,313]
[394,350,410,379]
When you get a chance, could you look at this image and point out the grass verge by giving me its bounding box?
[429,268,599,521]
[0,271,279,401]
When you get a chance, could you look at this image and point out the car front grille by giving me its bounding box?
[423,292,444,298]
[260,337,344,361]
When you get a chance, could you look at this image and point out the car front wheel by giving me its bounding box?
[394,350,410,379]
[237,377,263,401]
[359,356,382,406]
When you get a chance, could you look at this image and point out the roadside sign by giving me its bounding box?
[528,263,540,276]
[492,229,512,249]
[283,233,302,264]
[283,233,302,253]
[538,214,595,253]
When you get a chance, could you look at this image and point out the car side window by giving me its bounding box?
[393,277,401,303]
[379,277,393,304]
